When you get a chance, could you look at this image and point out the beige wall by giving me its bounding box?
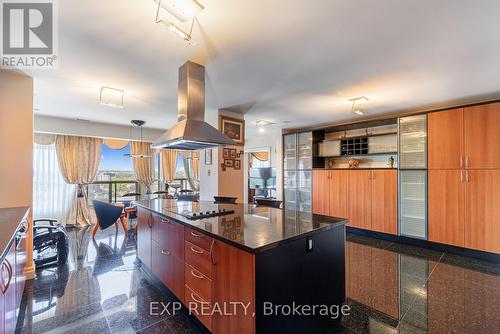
[0,70,33,209]
[218,145,245,203]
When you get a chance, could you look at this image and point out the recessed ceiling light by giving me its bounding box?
[99,86,124,108]
[348,96,369,116]
[156,0,204,23]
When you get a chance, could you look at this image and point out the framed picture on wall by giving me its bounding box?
[224,159,234,167]
[223,148,230,159]
[205,149,212,165]
[230,148,237,158]
[219,115,245,146]
[234,159,241,170]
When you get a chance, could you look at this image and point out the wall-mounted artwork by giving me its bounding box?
[224,159,234,167]
[230,148,237,158]
[234,159,241,170]
[219,115,245,145]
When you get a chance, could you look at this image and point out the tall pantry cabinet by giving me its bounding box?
[428,103,500,254]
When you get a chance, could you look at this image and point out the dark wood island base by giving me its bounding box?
[135,200,347,334]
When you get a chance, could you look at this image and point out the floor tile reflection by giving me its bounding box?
[17,223,500,333]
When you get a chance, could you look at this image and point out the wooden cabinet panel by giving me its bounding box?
[185,285,212,331]
[137,207,152,269]
[157,217,184,259]
[152,241,185,301]
[429,170,465,247]
[371,170,398,235]
[185,241,213,278]
[212,240,255,334]
[171,255,185,302]
[428,108,464,169]
[3,245,16,334]
[329,170,349,218]
[185,227,213,252]
[185,264,212,303]
[348,171,372,230]
[312,170,329,215]
[464,103,500,169]
[465,170,500,253]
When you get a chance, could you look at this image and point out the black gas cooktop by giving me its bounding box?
[163,202,235,220]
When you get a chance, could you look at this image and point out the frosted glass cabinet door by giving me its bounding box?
[399,115,427,169]
[298,170,312,212]
[283,134,297,170]
[399,170,427,239]
[284,170,297,209]
[297,132,313,170]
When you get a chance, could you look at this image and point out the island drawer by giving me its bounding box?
[185,227,213,251]
[185,285,212,331]
[157,216,184,259]
[185,263,212,303]
[185,241,213,278]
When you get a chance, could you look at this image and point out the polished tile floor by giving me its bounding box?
[16,224,500,333]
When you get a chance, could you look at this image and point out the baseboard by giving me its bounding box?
[346,227,500,264]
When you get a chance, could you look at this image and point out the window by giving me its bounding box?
[96,143,134,181]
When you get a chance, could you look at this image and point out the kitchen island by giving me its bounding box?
[134,199,347,334]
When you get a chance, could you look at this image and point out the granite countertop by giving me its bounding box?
[134,199,347,253]
[0,207,29,262]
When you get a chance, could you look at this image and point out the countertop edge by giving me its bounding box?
[134,202,347,254]
[0,206,30,262]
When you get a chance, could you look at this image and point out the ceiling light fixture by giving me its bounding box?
[124,120,153,158]
[99,86,124,108]
[348,96,369,116]
[255,120,276,127]
[154,0,202,46]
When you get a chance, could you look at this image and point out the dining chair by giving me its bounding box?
[92,200,127,238]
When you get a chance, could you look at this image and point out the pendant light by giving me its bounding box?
[124,120,153,158]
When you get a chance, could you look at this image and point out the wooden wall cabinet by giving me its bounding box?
[348,171,372,230]
[464,103,500,169]
[313,169,397,235]
[428,170,465,247]
[312,170,348,218]
[465,170,500,253]
[371,170,398,235]
[428,108,464,169]
[428,104,500,254]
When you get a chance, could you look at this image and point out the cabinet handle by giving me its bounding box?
[161,249,171,256]
[465,156,469,168]
[161,218,173,224]
[190,292,204,304]
[190,246,204,254]
[191,269,204,279]
[460,156,464,168]
[1,260,12,294]
[210,240,216,265]
[190,231,203,238]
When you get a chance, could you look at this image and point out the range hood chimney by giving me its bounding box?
[152,61,236,150]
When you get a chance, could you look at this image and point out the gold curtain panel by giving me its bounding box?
[252,152,269,161]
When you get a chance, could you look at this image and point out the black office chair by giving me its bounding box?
[33,219,69,267]
[214,196,238,204]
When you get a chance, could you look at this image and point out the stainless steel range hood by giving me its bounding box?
[152,61,235,150]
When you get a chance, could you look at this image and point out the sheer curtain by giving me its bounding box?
[33,143,76,225]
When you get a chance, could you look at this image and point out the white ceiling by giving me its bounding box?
[29,0,500,131]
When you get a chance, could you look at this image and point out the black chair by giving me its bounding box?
[33,219,69,267]
[92,200,126,238]
[255,198,282,208]
[214,196,238,204]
